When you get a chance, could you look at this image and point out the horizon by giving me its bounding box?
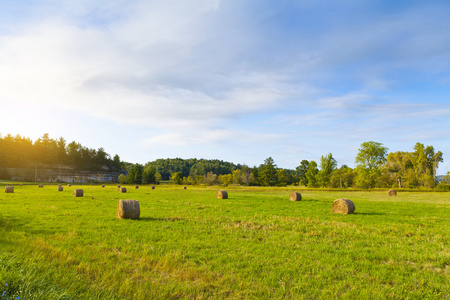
[1,132,448,176]
[1,1,449,174]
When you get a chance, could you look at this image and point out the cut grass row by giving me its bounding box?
[1,184,449,299]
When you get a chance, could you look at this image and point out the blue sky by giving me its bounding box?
[1,0,449,173]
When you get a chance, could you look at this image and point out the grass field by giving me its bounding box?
[0,184,449,299]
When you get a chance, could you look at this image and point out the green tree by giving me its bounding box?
[259,157,277,186]
[56,137,67,164]
[249,167,259,186]
[94,147,109,169]
[118,174,128,184]
[219,174,233,186]
[142,166,156,184]
[240,165,252,186]
[113,154,122,171]
[296,160,309,186]
[355,141,388,188]
[305,161,319,188]
[127,164,143,184]
[318,153,337,187]
[170,172,183,184]
[385,151,413,188]
[232,169,243,185]
[330,165,354,188]
[412,143,443,187]
[155,172,162,184]
[194,175,204,185]
[276,169,288,186]
[67,141,82,169]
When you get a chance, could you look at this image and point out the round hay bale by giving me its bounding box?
[135,185,139,189]
[183,186,187,190]
[102,185,105,188]
[73,189,84,197]
[38,184,44,188]
[151,186,155,189]
[117,199,140,220]
[117,185,121,188]
[332,198,355,214]
[119,187,127,193]
[216,190,228,199]
[67,184,72,187]
[388,189,397,196]
[5,186,14,193]
[289,192,302,201]
[57,185,63,192]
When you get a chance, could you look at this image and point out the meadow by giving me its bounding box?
[0,184,449,299]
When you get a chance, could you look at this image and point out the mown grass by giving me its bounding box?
[0,184,449,299]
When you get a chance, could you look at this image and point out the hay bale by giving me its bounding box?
[216,190,228,199]
[119,187,127,193]
[388,189,397,196]
[67,184,71,187]
[5,186,14,193]
[183,186,187,190]
[117,185,121,188]
[117,199,140,220]
[332,198,355,214]
[102,185,105,188]
[151,186,155,189]
[58,185,63,192]
[38,184,44,188]
[135,185,139,189]
[289,192,302,201]
[73,189,84,197]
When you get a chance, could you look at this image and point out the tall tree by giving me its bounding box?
[305,160,319,188]
[296,160,310,186]
[56,137,67,164]
[127,164,143,184]
[259,157,277,186]
[411,143,443,188]
[318,153,337,187]
[355,141,388,188]
[385,151,413,188]
[276,169,288,186]
[142,166,156,184]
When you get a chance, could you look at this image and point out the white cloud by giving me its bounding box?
[1,0,450,172]
[0,1,307,136]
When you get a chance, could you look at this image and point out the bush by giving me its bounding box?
[118,174,128,184]
[436,183,450,191]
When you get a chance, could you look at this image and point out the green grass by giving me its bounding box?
[1,184,449,299]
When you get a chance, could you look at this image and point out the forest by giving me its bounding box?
[0,133,122,171]
[0,134,447,189]
[120,141,445,189]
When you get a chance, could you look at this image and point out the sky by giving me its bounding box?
[1,0,450,173]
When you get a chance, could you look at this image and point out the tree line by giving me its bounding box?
[118,158,241,185]
[0,133,445,188]
[120,141,444,189]
[0,133,122,172]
